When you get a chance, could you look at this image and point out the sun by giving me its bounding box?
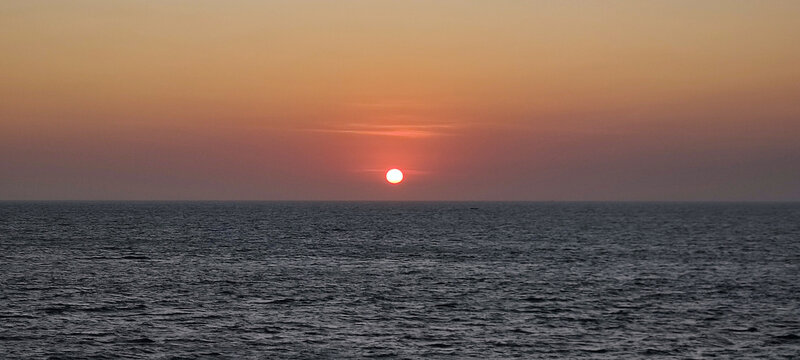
[386,169,404,184]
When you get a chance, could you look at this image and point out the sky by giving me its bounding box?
[1,1,799,201]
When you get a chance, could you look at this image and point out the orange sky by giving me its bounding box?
[1,1,799,200]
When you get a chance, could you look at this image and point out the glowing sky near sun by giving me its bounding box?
[1,1,799,200]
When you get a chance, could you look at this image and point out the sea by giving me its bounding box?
[1,202,798,359]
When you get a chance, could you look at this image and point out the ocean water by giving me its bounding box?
[1,202,799,359]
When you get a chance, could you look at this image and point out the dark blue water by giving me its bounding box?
[1,202,799,358]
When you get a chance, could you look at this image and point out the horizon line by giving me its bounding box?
[1,199,798,203]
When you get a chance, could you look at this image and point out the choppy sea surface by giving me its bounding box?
[1,202,799,359]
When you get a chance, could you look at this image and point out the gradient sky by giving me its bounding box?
[1,1,799,200]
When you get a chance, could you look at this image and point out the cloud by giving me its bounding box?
[304,123,457,138]
[356,168,430,175]
[343,101,432,109]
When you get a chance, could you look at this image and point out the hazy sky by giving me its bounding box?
[1,1,799,200]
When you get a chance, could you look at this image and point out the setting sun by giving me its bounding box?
[386,169,404,184]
